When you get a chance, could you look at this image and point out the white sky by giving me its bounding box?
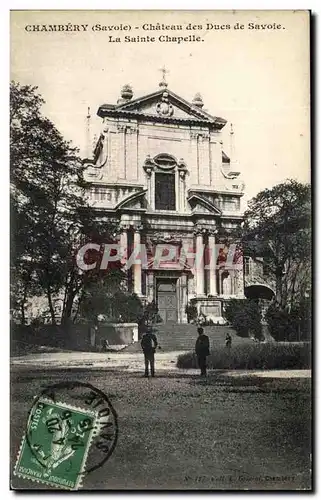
[10,10,310,204]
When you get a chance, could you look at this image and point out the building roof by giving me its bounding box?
[97,87,227,130]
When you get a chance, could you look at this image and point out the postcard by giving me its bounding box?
[10,10,311,490]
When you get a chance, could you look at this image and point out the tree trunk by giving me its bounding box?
[20,302,26,325]
[61,292,75,326]
[275,273,283,307]
[46,286,56,325]
[19,278,30,325]
[289,263,300,311]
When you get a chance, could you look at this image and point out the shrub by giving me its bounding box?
[81,289,143,324]
[143,300,159,325]
[113,292,143,322]
[185,300,198,323]
[223,299,263,340]
[177,342,311,370]
[266,300,311,342]
[138,300,162,336]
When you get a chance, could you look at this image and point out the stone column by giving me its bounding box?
[146,272,154,303]
[143,156,155,209]
[195,231,205,296]
[119,226,128,290]
[208,233,217,296]
[133,228,142,296]
[178,160,187,213]
[117,124,126,180]
[228,269,233,296]
[178,172,185,212]
[181,273,188,323]
[145,169,153,207]
[120,228,128,265]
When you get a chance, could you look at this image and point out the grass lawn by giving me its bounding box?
[10,367,311,490]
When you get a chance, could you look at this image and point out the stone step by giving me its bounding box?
[124,325,252,352]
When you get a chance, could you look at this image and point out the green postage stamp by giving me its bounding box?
[14,398,97,490]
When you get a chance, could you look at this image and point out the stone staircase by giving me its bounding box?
[124,324,253,353]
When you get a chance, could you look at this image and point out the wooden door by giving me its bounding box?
[157,280,177,323]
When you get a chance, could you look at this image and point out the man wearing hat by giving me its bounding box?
[195,326,210,376]
[140,327,158,377]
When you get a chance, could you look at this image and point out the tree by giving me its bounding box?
[266,298,311,342]
[185,300,198,324]
[10,81,121,324]
[79,275,143,324]
[241,180,311,308]
[223,299,263,340]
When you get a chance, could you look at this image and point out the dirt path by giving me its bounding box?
[11,366,311,490]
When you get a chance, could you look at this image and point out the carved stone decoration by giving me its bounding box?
[131,222,144,232]
[90,130,109,170]
[83,160,103,181]
[148,233,184,245]
[193,224,207,236]
[220,167,240,180]
[154,153,176,171]
[177,158,188,179]
[190,131,209,141]
[127,125,138,134]
[143,155,156,176]
[118,124,138,134]
[156,91,174,117]
[120,222,131,231]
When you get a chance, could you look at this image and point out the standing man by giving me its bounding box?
[141,327,158,377]
[195,327,210,376]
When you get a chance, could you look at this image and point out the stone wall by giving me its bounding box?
[11,322,138,352]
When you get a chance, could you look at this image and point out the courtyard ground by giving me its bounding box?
[10,353,311,490]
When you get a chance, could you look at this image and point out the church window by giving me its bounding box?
[155,172,176,210]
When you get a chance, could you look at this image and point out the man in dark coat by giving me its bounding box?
[195,327,210,376]
[141,327,158,377]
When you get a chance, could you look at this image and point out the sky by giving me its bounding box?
[10,10,310,204]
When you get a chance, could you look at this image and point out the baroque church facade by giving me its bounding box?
[83,75,248,324]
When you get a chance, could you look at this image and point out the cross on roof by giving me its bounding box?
[159,66,169,87]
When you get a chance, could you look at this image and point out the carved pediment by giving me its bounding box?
[98,89,227,129]
[115,189,147,211]
[188,193,222,215]
[135,99,192,120]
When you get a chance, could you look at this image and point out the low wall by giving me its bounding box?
[11,322,138,352]
[72,323,138,351]
[195,298,227,325]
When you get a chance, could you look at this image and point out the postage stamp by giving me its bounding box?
[14,399,97,490]
[13,382,118,490]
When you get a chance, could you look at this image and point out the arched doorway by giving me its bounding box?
[221,271,231,295]
[244,284,275,315]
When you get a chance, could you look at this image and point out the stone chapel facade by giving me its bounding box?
[83,78,248,324]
